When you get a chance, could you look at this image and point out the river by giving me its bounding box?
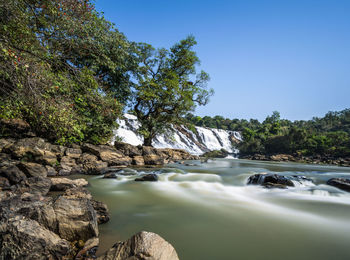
[84,159,350,260]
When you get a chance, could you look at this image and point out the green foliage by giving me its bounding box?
[186,109,350,158]
[130,36,213,146]
[0,0,131,144]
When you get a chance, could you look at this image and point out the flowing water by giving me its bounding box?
[110,114,241,155]
[84,159,350,260]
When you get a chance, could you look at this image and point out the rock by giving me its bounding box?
[60,156,77,173]
[1,194,57,231]
[0,152,11,162]
[135,173,158,182]
[75,237,99,260]
[54,196,98,242]
[82,143,129,166]
[270,154,294,161]
[97,231,179,260]
[63,187,93,200]
[46,165,57,176]
[50,177,88,191]
[58,169,72,176]
[201,149,229,158]
[143,154,164,165]
[247,173,294,188]
[16,176,52,195]
[0,118,33,138]
[142,146,157,156]
[103,173,118,179]
[114,142,142,156]
[0,217,72,260]
[65,148,82,159]
[0,165,27,185]
[327,178,350,192]
[91,199,110,224]
[77,153,108,175]
[0,138,15,152]
[0,177,10,189]
[132,155,145,166]
[3,137,54,162]
[17,162,47,178]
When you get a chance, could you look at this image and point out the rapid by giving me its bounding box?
[84,159,350,260]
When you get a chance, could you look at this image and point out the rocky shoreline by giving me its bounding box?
[0,120,194,259]
[240,153,350,167]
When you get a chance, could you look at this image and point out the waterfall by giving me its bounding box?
[110,114,242,156]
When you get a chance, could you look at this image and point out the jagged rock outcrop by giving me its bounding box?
[97,231,179,260]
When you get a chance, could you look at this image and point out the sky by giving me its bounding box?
[95,0,350,121]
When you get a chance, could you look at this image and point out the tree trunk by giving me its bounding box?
[143,136,153,147]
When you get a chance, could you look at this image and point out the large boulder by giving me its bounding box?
[97,231,179,260]
[143,155,164,165]
[50,177,88,191]
[327,178,350,192]
[0,217,72,260]
[114,142,142,157]
[53,196,98,242]
[247,173,294,189]
[77,153,108,175]
[82,143,131,166]
[17,162,47,178]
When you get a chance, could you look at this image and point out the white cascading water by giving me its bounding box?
[110,114,242,156]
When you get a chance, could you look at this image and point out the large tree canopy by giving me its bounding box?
[131,36,213,146]
[0,0,134,144]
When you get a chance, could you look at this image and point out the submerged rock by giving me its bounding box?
[103,173,118,179]
[247,173,294,189]
[327,178,350,192]
[135,173,159,182]
[97,231,179,260]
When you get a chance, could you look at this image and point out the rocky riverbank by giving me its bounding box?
[0,120,192,259]
[240,153,350,167]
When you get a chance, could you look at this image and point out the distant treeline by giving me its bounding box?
[185,109,350,157]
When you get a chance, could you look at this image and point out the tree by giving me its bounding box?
[0,0,132,144]
[131,36,213,146]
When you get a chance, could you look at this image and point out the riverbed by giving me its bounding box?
[84,159,350,260]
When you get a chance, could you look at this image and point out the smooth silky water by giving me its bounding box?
[82,159,350,260]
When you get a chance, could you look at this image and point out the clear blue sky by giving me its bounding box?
[95,0,350,121]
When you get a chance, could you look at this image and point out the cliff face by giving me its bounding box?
[111,114,242,156]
